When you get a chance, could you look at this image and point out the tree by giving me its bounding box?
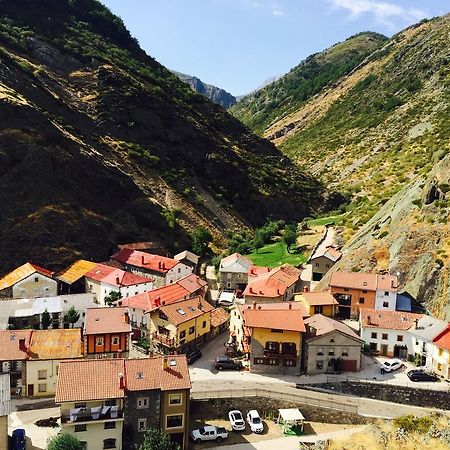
[64,306,80,328]
[191,227,212,256]
[253,230,265,254]
[138,428,180,450]
[105,290,122,306]
[47,433,83,450]
[161,208,181,249]
[283,224,297,254]
[41,309,51,329]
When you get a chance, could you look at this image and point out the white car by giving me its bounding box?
[246,409,264,433]
[381,358,403,373]
[228,410,245,431]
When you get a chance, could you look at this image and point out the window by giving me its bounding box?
[282,342,296,355]
[169,394,182,405]
[317,348,324,356]
[254,358,264,364]
[103,438,117,449]
[111,336,120,345]
[137,397,149,409]
[189,326,195,335]
[382,302,389,308]
[178,268,181,273]
[342,349,349,357]
[74,424,86,432]
[270,329,283,333]
[343,288,350,292]
[138,418,147,432]
[38,383,46,393]
[96,337,104,346]
[371,332,377,339]
[166,414,183,429]
[316,361,323,370]
[38,370,47,380]
[283,359,296,366]
[314,306,323,314]
[439,348,444,356]
[202,321,206,329]
[359,298,365,304]
[362,290,368,293]
[227,282,231,288]
[328,348,335,356]
[384,291,389,296]
[268,358,279,365]
[326,264,330,268]
[180,330,186,339]
[437,363,443,371]
[315,262,319,267]
[397,335,403,342]
[369,342,377,351]
[159,312,168,321]
[34,277,39,283]
[265,341,280,353]
[382,334,388,340]
[80,442,87,450]
[104,422,116,429]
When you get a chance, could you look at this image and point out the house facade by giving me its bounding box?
[174,250,200,274]
[432,326,450,380]
[219,253,252,291]
[304,314,363,374]
[56,259,98,294]
[111,249,193,287]
[360,309,423,358]
[84,308,132,359]
[0,263,57,299]
[294,291,338,318]
[309,246,341,282]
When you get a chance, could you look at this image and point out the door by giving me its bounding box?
[380,345,388,356]
[27,384,34,396]
[342,360,357,371]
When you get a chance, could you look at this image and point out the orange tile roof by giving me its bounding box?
[28,329,83,360]
[176,274,207,293]
[55,356,191,403]
[111,249,179,274]
[239,301,309,317]
[248,266,271,277]
[84,307,132,335]
[210,308,230,328]
[240,304,305,332]
[360,309,423,330]
[244,264,301,298]
[85,264,152,287]
[0,330,32,361]
[296,291,338,306]
[433,326,450,350]
[0,263,53,290]
[56,260,97,284]
[329,271,398,292]
[159,297,213,326]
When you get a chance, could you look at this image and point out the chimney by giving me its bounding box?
[414,318,419,330]
[198,299,203,310]
[155,297,161,307]
[249,287,254,294]
[119,373,125,390]
[162,355,168,370]
[303,286,309,293]
[159,261,162,269]
[252,301,257,310]
[124,311,129,324]
[141,255,145,265]
[289,303,292,310]
[367,315,371,325]
[116,276,120,285]
[277,289,281,296]
[19,338,27,352]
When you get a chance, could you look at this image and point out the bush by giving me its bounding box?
[394,415,432,434]
[47,433,84,450]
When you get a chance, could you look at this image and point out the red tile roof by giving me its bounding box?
[55,356,191,403]
[240,304,305,332]
[176,274,207,293]
[248,266,271,277]
[210,308,230,328]
[433,326,450,350]
[84,307,132,335]
[0,330,32,362]
[329,271,398,292]
[159,297,213,326]
[85,264,152,287]
[28,329,84,360]
[360,309,423,330]
[244,264,301,298]
[111,249,179,274]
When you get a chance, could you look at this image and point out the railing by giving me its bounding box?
[61,407,123,424]
[191,387,358,414]
[152,334,176,347]
[263,350,297,358]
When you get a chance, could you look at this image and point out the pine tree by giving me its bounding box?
[41,309,51,329]
[64,306,80,328]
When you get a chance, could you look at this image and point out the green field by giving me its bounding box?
[307,214,345,227]
[245,241,307,268]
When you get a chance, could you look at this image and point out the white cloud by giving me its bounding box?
[272,9,283,15]
[329,0,427,25]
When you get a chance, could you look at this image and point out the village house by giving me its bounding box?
[116,274,207,338]
[309,246,342,282]
[0,373,10,450]
[0,262,57,299]
[432,326,450,380]
[150,297,213,355]
[84,264,153,305]
[231,302,306,374]
[56,355,191,450]
[24,329,83,397]
[56,259,97,294]
[304,314,363,374]
[329,271,398,319]
[360,309,423,359]
[294,290,338,318]
[174,250,200,274]
[84,307,132,359]
[209,307,230,340]
[219,253,252,291]
[409,315,448,367]
[243,264,302,304]
[111,249,193,287]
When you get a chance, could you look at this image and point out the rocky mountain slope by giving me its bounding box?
[234,15,450,314]
[0,0,326,272]
[172,70,236,108]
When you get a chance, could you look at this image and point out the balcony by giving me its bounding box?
[152,333,176,348]
[61,406,123,424]
[263,350,297,358]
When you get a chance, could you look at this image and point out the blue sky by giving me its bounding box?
[101,0,449,96]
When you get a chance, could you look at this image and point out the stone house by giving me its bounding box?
[309,246,341,282]
[219,253,252,291]
[174,250,200,274]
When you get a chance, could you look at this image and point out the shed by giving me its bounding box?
[277,408,305,433]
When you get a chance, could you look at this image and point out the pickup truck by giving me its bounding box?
[191,425,229,443]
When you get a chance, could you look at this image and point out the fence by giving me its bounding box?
[191,387,359,414]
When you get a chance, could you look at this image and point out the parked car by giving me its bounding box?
[191,425,228,443]
[228,410,246,431]
[246,409,264,433]
[187,348,202,365]
[214,356,243,371]
[381,358,403,373]
[11,429,26,450]
[407,369,440,382]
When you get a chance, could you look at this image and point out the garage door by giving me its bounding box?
[342,360,357,371]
